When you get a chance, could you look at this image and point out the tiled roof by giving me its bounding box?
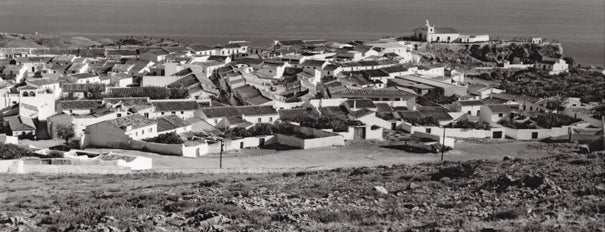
[58,100,103,110]
[278,107,320,121]
[300,59,326,67]
[105,114,155,130]
[375,103,394,112]
[200,105,278,118]
[200,107,242,118]
[70,73,98,79]
[334,88,416,99]
[156,115,190,132]
[237,105,278,116]
[151,100,199,112]
[349,108,374,118]
[458,100,483,106]
[345,99,377,109]
[434,27,459,34]
[61,83,106,93]
[6,115,36,131]
[486,104,515,113]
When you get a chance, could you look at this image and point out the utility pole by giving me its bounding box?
[219,139,224,169]
[441,126,446,162]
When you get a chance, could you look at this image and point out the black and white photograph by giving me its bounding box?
[0,0,604,231]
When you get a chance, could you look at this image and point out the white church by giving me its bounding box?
[413,20,490,43]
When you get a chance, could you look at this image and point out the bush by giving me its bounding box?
[498,119,536,129]
[223,127,251,139]
[0,144,33,160]
[532,113,581,128]
[143,132,184,144]
[452,120,490,130]
[247,123,273,136]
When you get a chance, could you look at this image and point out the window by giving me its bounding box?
[135,132,138,136]
[467,111,471,115]
[258,118,262,123]
[149,128,152,132]
[214,119,218,124]
[498,113,503,117]
[117,113,122,117]
[161,112,165,115]
[181,111,184,114]
[142,130,144,135]
[426,128,431,133]
[269,117,273,121]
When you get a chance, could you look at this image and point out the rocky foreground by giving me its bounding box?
[1,150,604,231]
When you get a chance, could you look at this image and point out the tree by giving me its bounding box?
[144,132,184,144]
[0,144,33,160]
[56,124,75,146]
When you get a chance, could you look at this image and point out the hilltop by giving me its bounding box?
[1,145,603,231]
[0,33,106,48]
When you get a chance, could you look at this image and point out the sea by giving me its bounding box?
[0,0,603,66]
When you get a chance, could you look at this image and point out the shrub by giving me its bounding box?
[223,127,251,139]
[143,132,184,144]
[532,113,581,128]
[0,144,32,160]
[452,120,491,130]
[247,123,273,136]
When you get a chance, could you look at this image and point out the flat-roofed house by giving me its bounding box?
[479,104,519,124]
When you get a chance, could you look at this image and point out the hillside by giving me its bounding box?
[0,146,603,231]
[0,33,101,48]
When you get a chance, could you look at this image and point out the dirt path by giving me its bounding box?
[85,140,556,173]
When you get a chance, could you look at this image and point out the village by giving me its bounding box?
[0,20,603,174]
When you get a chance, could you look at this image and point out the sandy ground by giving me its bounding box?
[83,140,554,172]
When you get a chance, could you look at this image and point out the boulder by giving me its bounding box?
[374,186,389,194]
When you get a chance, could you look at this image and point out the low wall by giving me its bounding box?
[403,122,504,139]
[275,134,305,148]
[413,131,456,148]
[131,140,183,156]
[504,126,574,140]
[0,134,19,145]
[23,164,131,174]
[561,110,603,128]
[0,160,24,174]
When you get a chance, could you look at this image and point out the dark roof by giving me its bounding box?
[277,40,305,46]
[349,108,374,118]
[237,105,278,116]
[345,99,377,109]
[200,107,242,118]
[189,44,214,51]
[278,107,320,121]
[5,115,36,131]
[375,103,394,112]
[458,100,483,106]
[61,83,106,93]
[156,115,190,132]
[151,101,199,112]
[58,100,103,110]
[200,105,277,118]
[486,104,515,113]
[333,89,416,99]
[300,59,326,67]
[361,69,389,78]
[319,106,349,119]
[417,106,453,121]
[106,114,156,130]
[434,27,459,34]
[381,65,408,74]
[70,73,99,79]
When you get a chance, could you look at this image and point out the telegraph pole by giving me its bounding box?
[219,139,224,169]
[441,126,446,162]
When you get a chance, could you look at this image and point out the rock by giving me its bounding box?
[439,177,451,183]
[374,186,389,194]
[503,155,514,161]
[186,210,231,229]
[407,183,420,190]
